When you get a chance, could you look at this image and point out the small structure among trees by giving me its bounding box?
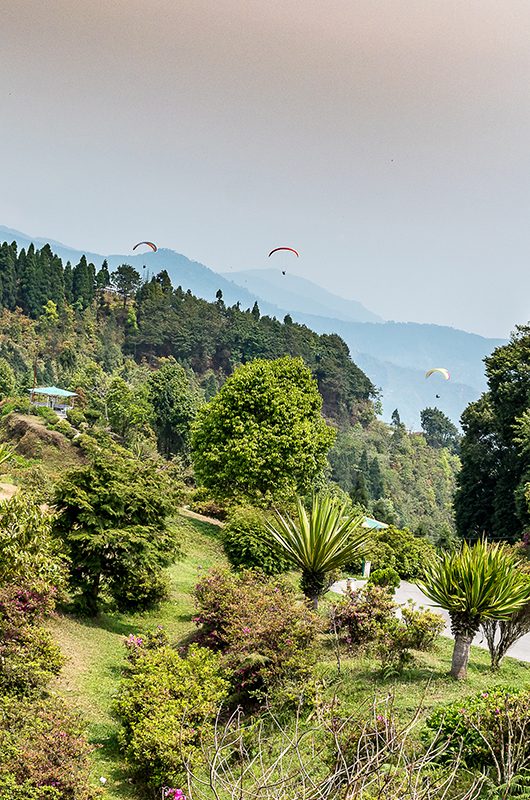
[29,386,77,417]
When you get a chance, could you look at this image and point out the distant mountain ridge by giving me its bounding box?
[0,225,503,427]
[220,268,383,323]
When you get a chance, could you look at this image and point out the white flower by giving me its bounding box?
[100,776,107,785]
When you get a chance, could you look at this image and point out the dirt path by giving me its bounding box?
[179,506,225,527]
[0,482,18,501]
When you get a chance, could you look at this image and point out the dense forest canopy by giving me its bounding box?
[0,239,459,540]
[455,325,530,542]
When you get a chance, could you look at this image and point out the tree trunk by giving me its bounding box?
[300,570,325,610]
[451,633,473,680]
[85,572,101,616]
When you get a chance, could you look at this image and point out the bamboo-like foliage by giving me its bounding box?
[266,495,367,604]
[418,540,530,621]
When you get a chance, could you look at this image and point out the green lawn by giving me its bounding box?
[316,635,530,721]
[49,514,227,800]
[48,516,530,799]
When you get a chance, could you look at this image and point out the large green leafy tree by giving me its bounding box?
[191,356,335,502]
[147,359,203,457]
[420,407,460,451]
[455,326,530,541]
[106,375,154,445]
[419,540,530,680]
[111,264,142,308]
[53,440,182,614]
[455,396,500,540]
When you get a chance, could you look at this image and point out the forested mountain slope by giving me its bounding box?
[0,238,458,539]
[0,226,502,427]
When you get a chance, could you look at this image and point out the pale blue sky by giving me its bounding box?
[1,0,530,337]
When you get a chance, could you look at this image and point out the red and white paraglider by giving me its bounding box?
[268,247,299,258]
[133,241,158,253]
[268,246,299,276]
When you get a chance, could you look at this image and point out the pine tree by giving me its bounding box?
[96,259,111,290]
[63,261,73,303]
[72,256,95,309]
[17,245,41,316]
[0,243,17,309]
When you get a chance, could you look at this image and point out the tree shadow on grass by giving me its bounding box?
[59,610,145,638]
[88,723,139,799]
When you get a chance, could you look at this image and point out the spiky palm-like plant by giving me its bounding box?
[0,443,14,467]
[266,495,367,608]
[418,540,530,680]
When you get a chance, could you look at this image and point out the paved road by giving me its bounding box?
[329,578,530,665]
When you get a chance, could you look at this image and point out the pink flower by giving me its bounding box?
[242,626,251,634]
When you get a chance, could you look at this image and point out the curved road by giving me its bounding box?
[329,578,530,664]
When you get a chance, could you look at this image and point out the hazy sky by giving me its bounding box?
[1,1,530,338]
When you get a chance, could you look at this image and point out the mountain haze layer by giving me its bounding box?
[0,226,502,427]
[220,268,383,323]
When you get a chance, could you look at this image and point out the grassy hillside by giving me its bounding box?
[48,515,226,800]
[46,514,530,800]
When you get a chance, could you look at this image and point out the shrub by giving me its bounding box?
[425,688,530,778]
[188,486,228,521]
[401,603,445,651]
[329,583,396,650]
[330,700,400,766]
[109,565,170,612]
[368,567,400,591]
[66,408,86,428]
[348,526,436,580]
[222,506,293,575]
[374,620,415,676]
[16,464,55,503]
[0,493,66,590]
[34,406,61,426]
[124,626,170,664]
[0,693,94,799]
[0,583,64,693]
[115,643,229,787]
[194,568,320,704]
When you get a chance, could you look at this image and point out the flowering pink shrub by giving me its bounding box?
[163,789,186,800]
[329,583,396,650]
[194,568,320,704]
[0,693,94,799]
[426,688,530,775]
[124,626,170,664]
[0,583,64,693]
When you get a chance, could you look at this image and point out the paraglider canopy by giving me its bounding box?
[425,368,450,380]
[133,241,158,253]
[268,247,299,258]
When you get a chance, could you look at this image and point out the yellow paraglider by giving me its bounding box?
[425,368,450,381]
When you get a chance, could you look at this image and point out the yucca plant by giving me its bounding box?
[0,443,14,468]
[418,540,530,680]
[266,495,367,608]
